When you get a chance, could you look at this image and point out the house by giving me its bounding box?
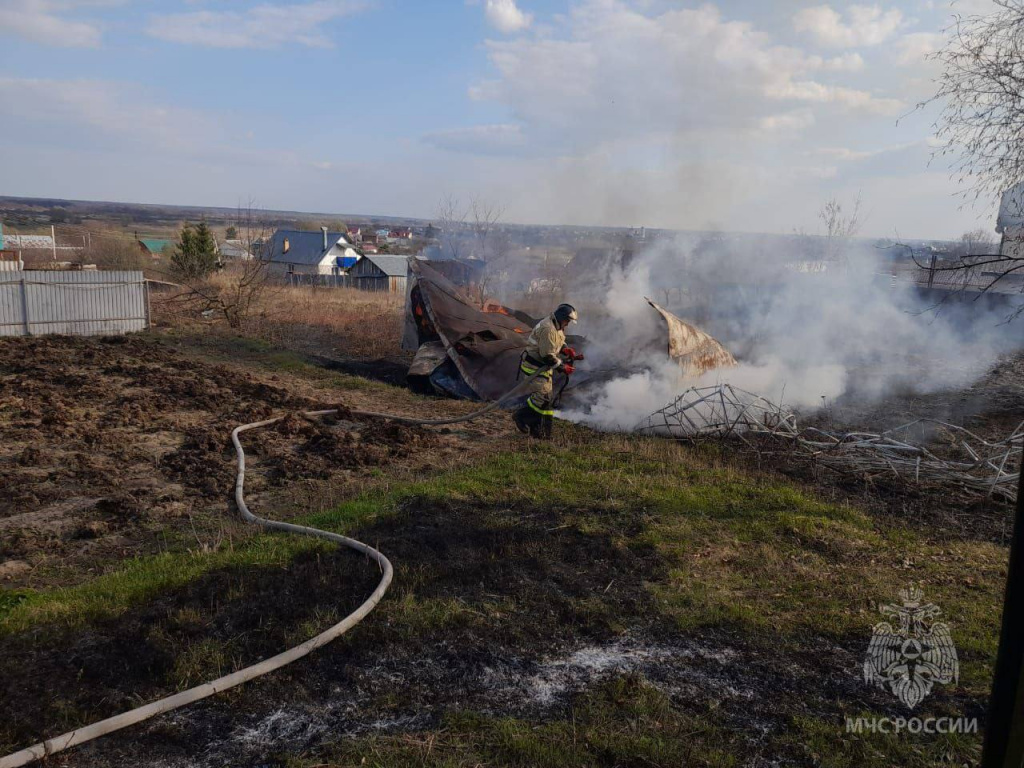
[218,239,251,261]
[375,228,392,242]
[391,227,413,240]
[138,238,172,259]
[362,233,379,246]
[997,182,1024,260]
[347,254,408,293]
[361,242,379,254]
[345,226,362,243]
[263,227,362,275]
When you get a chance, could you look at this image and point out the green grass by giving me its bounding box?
[0,434,1007,766]
[3,437,1007,667]
[784,713,982,768]
[0,536,320,635]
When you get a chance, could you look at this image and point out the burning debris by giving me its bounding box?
[645,298,736,378]
[402,258,736,402]
[638,384,1024,502]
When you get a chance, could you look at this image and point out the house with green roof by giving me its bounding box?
[138,238,172,258]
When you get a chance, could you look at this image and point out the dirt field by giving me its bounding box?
[0,332,509,590]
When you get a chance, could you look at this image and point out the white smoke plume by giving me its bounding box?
[561,234,1021,431]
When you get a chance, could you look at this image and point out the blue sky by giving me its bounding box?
[0,0,1004,238]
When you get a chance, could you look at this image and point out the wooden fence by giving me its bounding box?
[0,270,149,337]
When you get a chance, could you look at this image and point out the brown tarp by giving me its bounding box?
[407,259,542,400]
[645,298,738,376]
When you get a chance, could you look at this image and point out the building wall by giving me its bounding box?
[1000,226,1024,260]
[348,275,405,293]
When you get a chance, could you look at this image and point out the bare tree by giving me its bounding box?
[434,194,469,261]
[433,195,505,262]
[920,3,1024,311]
[81,232,146,272]
[469,198,505,261]
[959,227,998,255]
[819,194,862,267]
[930,1,1024,203]
[160,200,277,329]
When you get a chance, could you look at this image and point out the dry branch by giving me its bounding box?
[637,384,1023,502]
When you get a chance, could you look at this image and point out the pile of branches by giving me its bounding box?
[637,384,1023,502]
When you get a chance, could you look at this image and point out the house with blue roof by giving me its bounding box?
[262,227,362,275]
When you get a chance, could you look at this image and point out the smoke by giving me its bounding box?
[561,234,1022,431]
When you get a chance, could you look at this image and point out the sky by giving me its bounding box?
[0,0,1005,238]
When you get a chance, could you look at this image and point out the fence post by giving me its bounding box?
[19,278,30,336]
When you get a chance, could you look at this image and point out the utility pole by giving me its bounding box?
[981,462,1024,767]
[51,225,57,261]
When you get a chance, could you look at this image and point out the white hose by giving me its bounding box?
[0,366,551,767]
[0,415,393,768]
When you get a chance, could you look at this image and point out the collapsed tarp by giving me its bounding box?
[645,298,738,377]
[403,258,736,402]
[404,258,548,400]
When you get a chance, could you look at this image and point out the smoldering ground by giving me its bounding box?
[560,234,1024,431]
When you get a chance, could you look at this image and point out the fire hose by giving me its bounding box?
[0,365,554,768]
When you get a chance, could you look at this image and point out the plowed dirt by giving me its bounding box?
[0,334,501,589]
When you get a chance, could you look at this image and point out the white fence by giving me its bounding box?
[0,270,149,337]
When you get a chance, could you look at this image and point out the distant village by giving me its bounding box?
[3,186,1024,305]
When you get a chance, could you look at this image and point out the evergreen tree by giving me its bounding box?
[172,220,218,280]
[225,225,238,240]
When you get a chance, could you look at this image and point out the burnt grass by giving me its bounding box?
[0,497,986,767]
[0,499,656,753]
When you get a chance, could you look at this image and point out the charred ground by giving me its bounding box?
[0,329,1016,767]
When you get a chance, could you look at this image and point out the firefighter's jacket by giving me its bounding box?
[524,314,565,368]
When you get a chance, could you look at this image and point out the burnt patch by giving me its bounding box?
[0,498,663,759]
[308,354,409,387]
[1,497,990,767]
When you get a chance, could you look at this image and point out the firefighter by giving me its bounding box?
[513,303,579,439]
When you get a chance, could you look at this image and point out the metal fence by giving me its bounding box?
[0,270,149,337]
[284,273,407,293]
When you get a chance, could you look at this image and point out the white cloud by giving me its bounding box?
[458,0,901,154]
[810,141,920,161]
[484,0,532,33]
[0,0,105,47]
[0,76,223,152]
[815,52,866,72]
[766,80,902,114]
[424,123,527,155]
[794,5,904,48]
[758,109,816,134]
[895,31,944,65]
[147,0,368,49]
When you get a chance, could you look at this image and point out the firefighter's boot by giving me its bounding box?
[513,406,538,436]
